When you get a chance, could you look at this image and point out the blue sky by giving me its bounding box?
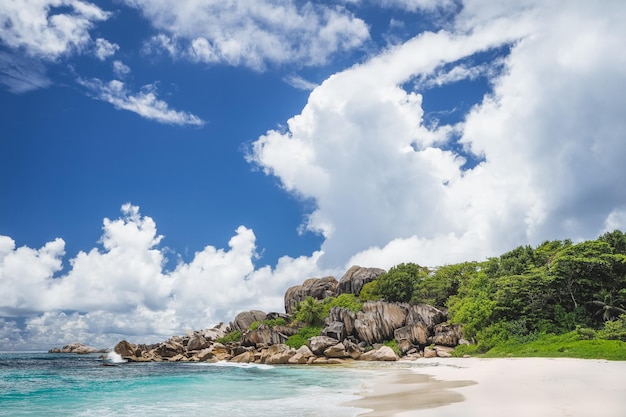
[1,0,626,350]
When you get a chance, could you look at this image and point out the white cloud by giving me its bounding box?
[3,0,626,351]
[284,75,319,91]
[603,209,626,235]
[112,60,131,78]
[79,78,205,126]
[94,38,119,60]
[0,0,110,60]
[249,0,626,269]
[0,205,329,350]
[378,0,457,12]
[416,60,503,90]
[123,0,370,69]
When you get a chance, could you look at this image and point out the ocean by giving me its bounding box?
[0,352,374,417]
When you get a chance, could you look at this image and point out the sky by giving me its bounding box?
[1,0,626,351]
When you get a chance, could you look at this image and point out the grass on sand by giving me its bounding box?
[457,332,626,361]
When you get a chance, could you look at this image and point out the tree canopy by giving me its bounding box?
[367,231,626,351]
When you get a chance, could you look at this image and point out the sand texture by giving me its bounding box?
[348,358,626,417]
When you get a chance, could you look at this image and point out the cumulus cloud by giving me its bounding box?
[0,0,110,60]
[112,60,131,78]
[248,0,626,268]
[0,205,329,350]
[94,38,119,60]
[123,0,370,69]
[378,0,458,12]
[79,78,205,126]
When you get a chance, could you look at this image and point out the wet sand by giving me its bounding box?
[347,358,626,417]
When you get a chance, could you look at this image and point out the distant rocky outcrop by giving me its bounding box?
[106,265,468,364]
[322,301,452,355]
[230,310,267,333]
[284,276,338,314]
[242,325,292,347]
[48,343,108,354]
[337,265,386,296]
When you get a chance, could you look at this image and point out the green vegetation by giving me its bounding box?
[217,330,242,344]
[483,332,626,361]
[375,263,429,303]
[285,326,323,349]
[359,280,382,301]
[293,294,364,326]
[368,230,626,360]
[293,296,326,326]
[322,294,363,315]
[383,339,401,356]
[278,232,626,360]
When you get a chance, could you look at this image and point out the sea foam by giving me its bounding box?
[198,360,273,370]
[106,351,127,363]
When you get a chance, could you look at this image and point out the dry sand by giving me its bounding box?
[347,358,626,417]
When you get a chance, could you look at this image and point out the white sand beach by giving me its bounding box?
[348,358,626,417]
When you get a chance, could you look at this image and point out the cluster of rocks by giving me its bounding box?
[48,342,109,354]
[111,266,468,364]
[113,327,399,365]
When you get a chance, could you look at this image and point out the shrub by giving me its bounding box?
[598,314,626,341]
[285,326,323,349]
[217,330,242,344]
[322,294,364,316]
[376,263,427,303]
[575,326,597,340]
[359,280,381,302]
[383,339,401,356]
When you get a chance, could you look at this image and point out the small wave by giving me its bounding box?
[192,360,273,370]
[105,352,127,364]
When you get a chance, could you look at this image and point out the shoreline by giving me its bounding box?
[346,357,626,417]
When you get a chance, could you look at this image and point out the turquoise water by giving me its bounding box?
[0,353,370,417]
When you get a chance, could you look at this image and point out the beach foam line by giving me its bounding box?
[190,360,274,370]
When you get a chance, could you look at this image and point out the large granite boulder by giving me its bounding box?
[242,326,288,347]
[208,342,231,361]
[230,350,255,363]
[158,340,185,358]
[264,344,296,364]
[308,336,340,355]
[394,320,429,347]
[322,321,347,342]
[406,304,447,328]
[354,302,409,344]
[284,276,338,314]
[423,346,437,358]
[187,333,210,351]
[359,345,398,361]
[325,307,356,336]
[337,266,386,296]
[343,339,362,359]
[194,348,218,362]
[324,342,350,358]
[230,310,267,332]
[432,323,464,347]
[201,323,229,341]
[273,325,299,337]
[114,340,136,359]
